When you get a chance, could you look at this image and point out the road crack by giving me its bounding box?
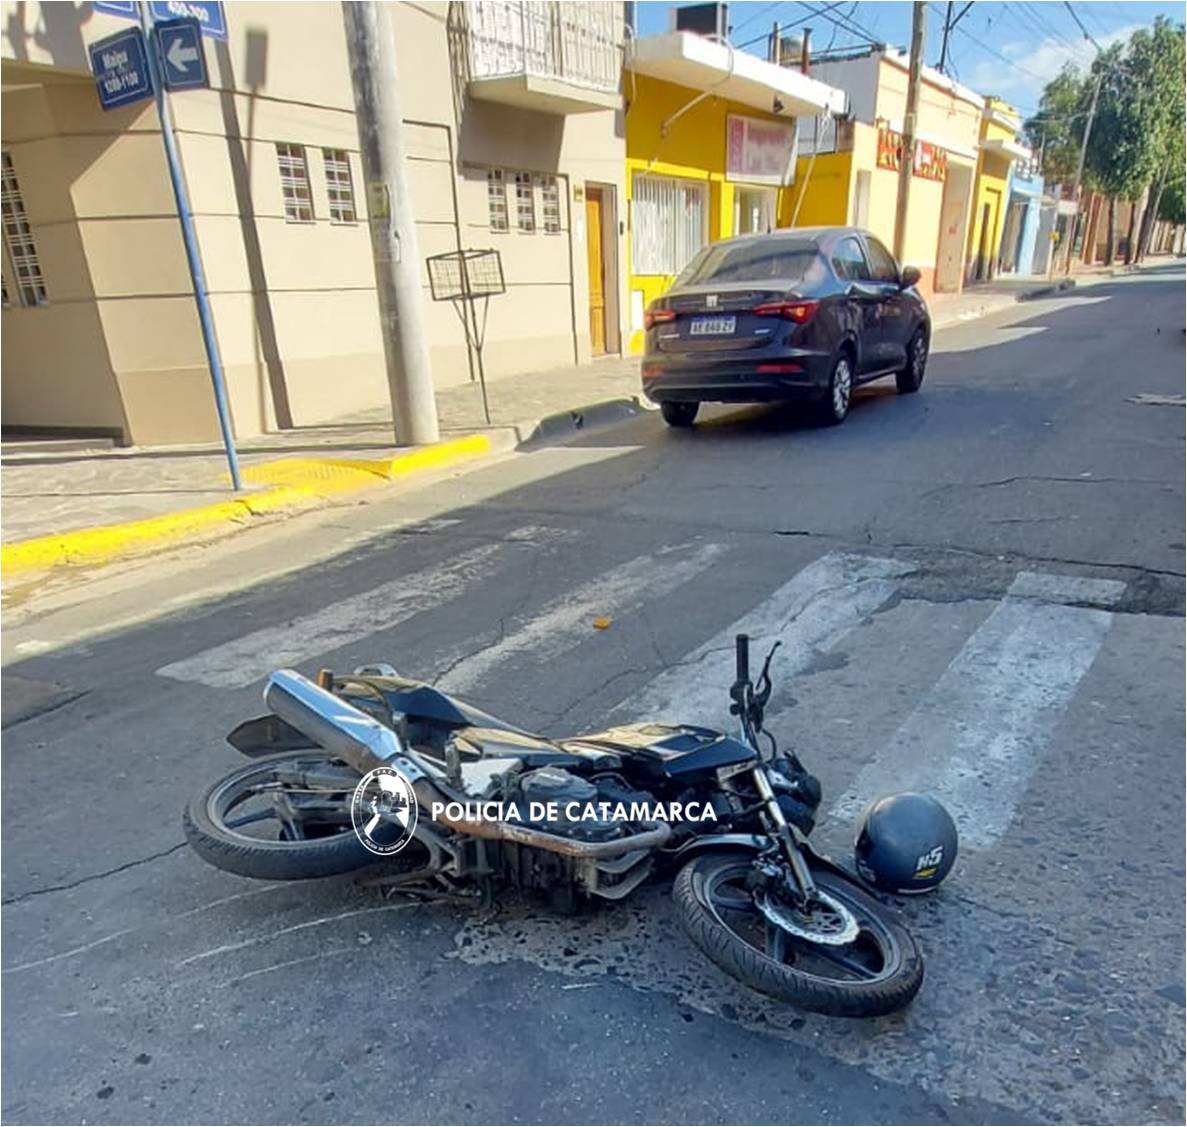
[2,841,187,906]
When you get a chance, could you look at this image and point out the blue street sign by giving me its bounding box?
[149,1,227,41]
[154,18,208,91]
[94,1,138,16]
[88,26,153,111]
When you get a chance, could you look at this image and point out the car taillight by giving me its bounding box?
[752,299,819,323]
[644,307,676,330]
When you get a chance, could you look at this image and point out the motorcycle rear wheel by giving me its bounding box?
[674,851,923,1017]
[184,753,375,880]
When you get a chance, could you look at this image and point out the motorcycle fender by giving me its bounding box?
[671,836,870,893]
[226,714,318,757]
[670,833,768,859]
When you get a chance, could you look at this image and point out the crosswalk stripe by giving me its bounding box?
[155,539,517,689]
[829,571,1126,849]
[437,542,725,694]
[610,552,914,732]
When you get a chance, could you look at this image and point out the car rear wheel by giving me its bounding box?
[661,401,699,428]
[896,328,928,394]
[817,353,852,426]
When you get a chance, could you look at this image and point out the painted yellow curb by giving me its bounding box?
[1,434,491,579]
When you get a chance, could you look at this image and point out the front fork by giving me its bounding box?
[752,765,818,901]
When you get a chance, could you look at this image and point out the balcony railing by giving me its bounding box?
[459,0,623,112]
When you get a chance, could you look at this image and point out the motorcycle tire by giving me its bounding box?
[183,753,374,881]
[673,850,923,1017]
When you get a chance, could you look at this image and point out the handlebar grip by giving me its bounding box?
[735,634,750,682]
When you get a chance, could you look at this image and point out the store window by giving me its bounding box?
[633,174,707,275]
[734,187,776,236]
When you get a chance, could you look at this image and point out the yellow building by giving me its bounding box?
[966,98,1032,282]
[783,47,985,296]
[622,31,845,353]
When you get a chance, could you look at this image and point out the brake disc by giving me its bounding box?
[756,888,860,946]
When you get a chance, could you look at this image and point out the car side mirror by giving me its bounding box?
[899,265,922,290]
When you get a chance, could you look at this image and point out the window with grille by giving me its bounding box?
[539,175,561,234]
[514,171,535,233]
[276,143,314,222]
[322,149,356,223]
[487,168,508,232]
[2,152,47,307]
[632,174,706,276]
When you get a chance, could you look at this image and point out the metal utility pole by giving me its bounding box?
[1063,69,1102,274]
[894,2,926,263]
[342,1,439,445]
[138,2,242,490]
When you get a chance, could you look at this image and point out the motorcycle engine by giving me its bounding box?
[516,766,621,842]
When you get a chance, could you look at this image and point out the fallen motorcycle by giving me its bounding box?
[185,634,948,1017]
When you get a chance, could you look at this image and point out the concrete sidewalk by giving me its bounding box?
[0,273,1078,578]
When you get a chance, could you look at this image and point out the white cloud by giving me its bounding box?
[964,23,1142,109]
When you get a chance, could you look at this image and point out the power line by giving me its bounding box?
[731,1,787,36]
[732,0,847,52]
[796,0,882,48]
[927,2,1050,83]
[1063,1,1104,53]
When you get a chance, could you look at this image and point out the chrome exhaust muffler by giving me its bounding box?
[263,669,403,775]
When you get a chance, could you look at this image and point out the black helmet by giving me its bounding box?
[854,793,957,894]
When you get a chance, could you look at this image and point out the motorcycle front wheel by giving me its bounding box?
[183,753,375,880]
[674,851,923,1017]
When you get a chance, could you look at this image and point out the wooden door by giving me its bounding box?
[585,189,606,354]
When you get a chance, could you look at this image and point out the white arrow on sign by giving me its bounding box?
[166,35,199,72]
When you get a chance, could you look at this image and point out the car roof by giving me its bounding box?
[706,226,880,251]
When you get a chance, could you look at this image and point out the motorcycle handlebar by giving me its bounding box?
[735,634,750,683]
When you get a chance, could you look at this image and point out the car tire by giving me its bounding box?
[661,401,699,428]
[817,351,853,426]
[896,328,928,394]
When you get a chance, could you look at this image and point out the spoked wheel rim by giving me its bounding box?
[911,333,927,381]
[831,357,852,418]
[205,756,357,847]
[700,860,904,987]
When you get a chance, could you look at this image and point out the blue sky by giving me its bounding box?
[633,1,1185,116]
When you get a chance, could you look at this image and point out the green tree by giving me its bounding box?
[1024,66,1089,187]
[1027,18,1185,264]
[1131,18,1186,258]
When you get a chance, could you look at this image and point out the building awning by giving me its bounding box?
[627,32,848,119]
[980,137,1032,162]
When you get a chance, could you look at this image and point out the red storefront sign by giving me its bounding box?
[876,122,948,182]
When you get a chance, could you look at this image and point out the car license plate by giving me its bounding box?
[689,316,736,336]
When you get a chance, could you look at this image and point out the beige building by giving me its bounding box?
[1,0,627,445]
[789,47,985,297]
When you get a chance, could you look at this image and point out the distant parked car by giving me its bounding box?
[641,227,930,427]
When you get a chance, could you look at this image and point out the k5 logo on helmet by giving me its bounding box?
[914,845,944,878]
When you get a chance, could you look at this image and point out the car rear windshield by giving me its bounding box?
[676,240,821,286]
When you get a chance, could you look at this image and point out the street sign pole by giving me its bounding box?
[137,2,242,490]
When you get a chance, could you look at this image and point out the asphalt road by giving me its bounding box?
[3,265,1184,1125]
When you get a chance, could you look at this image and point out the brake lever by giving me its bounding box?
[754,640,782,707]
